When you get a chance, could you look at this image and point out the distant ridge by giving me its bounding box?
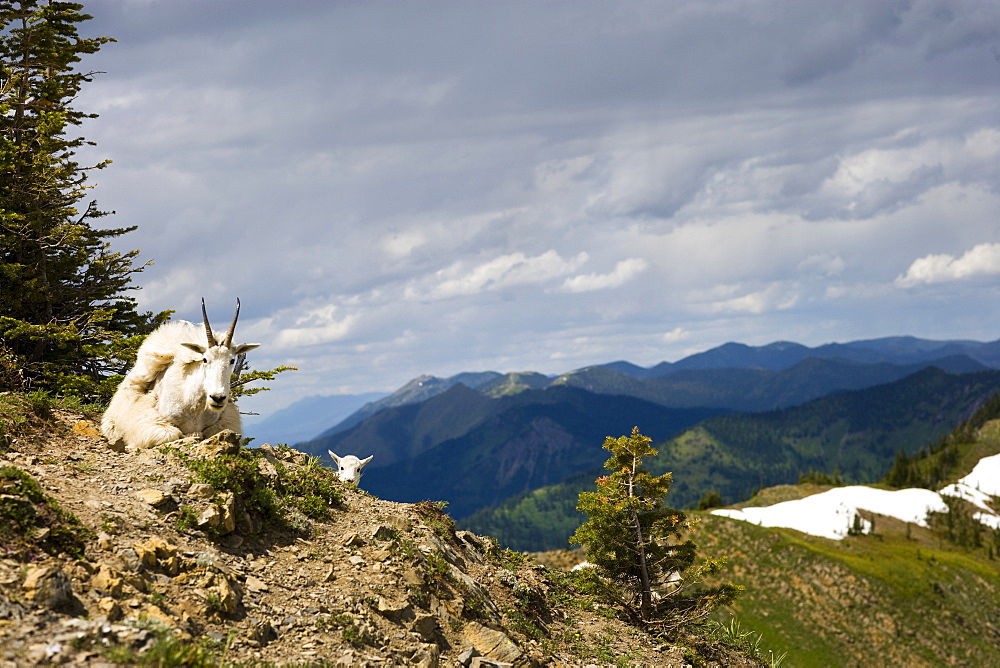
[308,336,1000,440]
[272,336,1000,450]
[315,371,505,438]
[606,336,1000,376]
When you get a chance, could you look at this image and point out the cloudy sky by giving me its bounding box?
[74,0,1000,416]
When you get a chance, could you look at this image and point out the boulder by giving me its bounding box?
[90,565,124,597]
[190,430,241,458]
[461,621,521,664]
[134,489,170,506]
[22,565,78,612]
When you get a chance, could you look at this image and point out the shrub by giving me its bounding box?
[178,448,342,537]
[0,465,91,560]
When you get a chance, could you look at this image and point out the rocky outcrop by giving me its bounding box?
[0,408,707,666]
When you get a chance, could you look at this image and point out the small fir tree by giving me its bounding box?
[571,426,742,627]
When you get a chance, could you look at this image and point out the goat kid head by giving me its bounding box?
[328,451,373,483]
[179,299,260,413]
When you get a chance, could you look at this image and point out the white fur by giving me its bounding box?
[101,318,259,450]
[328,451,373,483]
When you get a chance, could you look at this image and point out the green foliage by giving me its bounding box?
[883,391,1000,489]
[177,448,343,536]
[183,450,279,520]
[696,489,724,510]
[846,513,869,537]
[24,388,54,418]
[231,355,297,400]
[927,494,1000,552]
[797,468,843,486]
[483,538,532,571]
[100,617,219,667]
[414,499,456,537]
[203,591,225,616]
[571,427,742,628]
[711,618,787,667]
[0,464,91,559]
[173,505,199,534]
[0,1,170,399]
[276,455,344,521]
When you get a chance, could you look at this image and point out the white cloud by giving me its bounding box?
[381,230,427,259]
[662,327,690,344]
[895,243,1000,288]
[407,250,589,301]
[562,258,649,293]
[692,283,801,315]
[273,304,359,348]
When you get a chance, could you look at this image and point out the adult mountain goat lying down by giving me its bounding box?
[101,299,260,451]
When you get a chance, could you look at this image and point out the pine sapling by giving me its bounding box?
[571,426,742,628]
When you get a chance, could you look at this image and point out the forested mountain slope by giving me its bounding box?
[557,354,984,411]
[307,385,725,519]
[464,368,1000,551]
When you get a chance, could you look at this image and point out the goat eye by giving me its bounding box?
[202,358,208,364]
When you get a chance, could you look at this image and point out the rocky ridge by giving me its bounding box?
[0,403,746,666]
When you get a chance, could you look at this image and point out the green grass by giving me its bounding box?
[100,616,221,666]
[697,512,1000,667]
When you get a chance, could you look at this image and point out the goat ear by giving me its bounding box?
[359,455,373,469]
[234,343,261,355]
[180,343,207,354]
[328,451,341,465]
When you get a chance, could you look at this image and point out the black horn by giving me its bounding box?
[224,298,241,347]
[201,298,218,347]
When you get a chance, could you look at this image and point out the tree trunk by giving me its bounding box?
[631,507,653,619]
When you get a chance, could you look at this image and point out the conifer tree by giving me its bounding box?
[0,0,164,397]
[571,426,741,627]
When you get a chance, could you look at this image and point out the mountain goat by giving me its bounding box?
[328,451,373,483]
[101,299,260,451]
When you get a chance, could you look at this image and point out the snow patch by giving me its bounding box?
[712,453,1000,539]
[939,453,1000,530]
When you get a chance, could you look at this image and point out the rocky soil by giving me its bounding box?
[0,403,747,667]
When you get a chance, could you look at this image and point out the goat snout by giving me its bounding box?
[209,394,228,408]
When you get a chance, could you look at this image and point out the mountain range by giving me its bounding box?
[274,336,1000,446]
[262,336,1000,550]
